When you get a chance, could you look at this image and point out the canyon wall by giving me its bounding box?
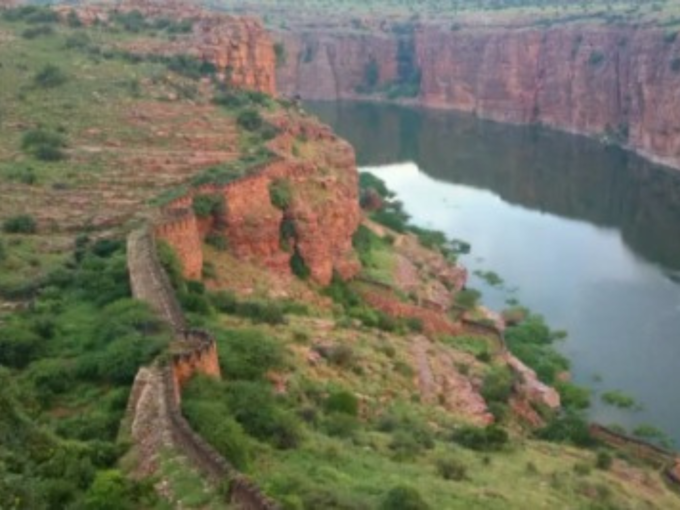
[277,25,680,169]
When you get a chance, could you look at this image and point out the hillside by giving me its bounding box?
[0,3,679,510]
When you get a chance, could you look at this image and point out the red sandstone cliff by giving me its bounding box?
[276,25,680,169]
[156,114,361,286]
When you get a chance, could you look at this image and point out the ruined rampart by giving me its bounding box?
[127,227,280,509]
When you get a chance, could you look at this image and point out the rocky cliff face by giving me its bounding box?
[277,25,680,169]
[156,114,361,286]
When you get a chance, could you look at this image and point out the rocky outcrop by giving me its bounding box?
[277,25,680,169]
[156,114,361,286]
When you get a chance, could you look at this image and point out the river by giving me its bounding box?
[308,101,680,446]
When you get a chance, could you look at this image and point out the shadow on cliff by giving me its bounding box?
[308,101,680,272]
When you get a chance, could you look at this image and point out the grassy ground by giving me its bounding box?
[182,306,680,509]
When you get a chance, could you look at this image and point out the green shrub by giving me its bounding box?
[326,344,356,368]
[359,172,392,198]
[632,424,672,448]
[371,203,410,233]
[380,485,430,510]
[454,289,481,310]
[601,390,636,409]
[3,165,37,185]
[237,108,264,131]
[22,24,54,39]
[573,461,591,476]
[534,412,595,447]
[436,455,468,481]
[0,323,42,368]
[218,328,286,380]
[269,178,293,210]
[3,215,37,234]
[182,398,251,470]
[452,425,508,451]
[596,450,613,470]
[226,381,302,449]
[556,381,591,410]
[84,470,156,510]
[21,129,67,161]
[210,290,238,313]
[192,193,224,218]
[323,412,359,438]
[290,248,310,279]
[34,64,67,88]
[157,241,185,292]
[205,233,228,251]
[325,390,359,416]
[481,365,515,404]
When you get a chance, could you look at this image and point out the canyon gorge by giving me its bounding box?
[273,21,680,169]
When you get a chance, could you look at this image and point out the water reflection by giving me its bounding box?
[309,101,680,273]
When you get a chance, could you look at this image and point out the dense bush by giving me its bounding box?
[454,289,481,310]
[192,193,224,218]
[452,425,509,451]
[22,24,54,39]
[3,214,37,234]
[0,240,168,507]
[226,381,302,449]
[218,328,286,380]
[290,248,310,279]
[380,485,430,510]
[34,64,67,88]
[534,412,594,447]
[325,390,359,416]
[481,365,515,404]
[182,393,251,470]
[21,129,67,161]
[269,178,293,210]
[237,108,264,131]
[436,455,468,481]
[84,470,156,510]
[359,172,392,199]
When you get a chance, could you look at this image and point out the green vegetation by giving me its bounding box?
[269,178,293,210]
[192,193,225,218]
[34,63,67,88]
[3,214,37,234]
[0,238,169,508]
[601,390,637,409]
[632,424,674,449]
[21,129,67,162]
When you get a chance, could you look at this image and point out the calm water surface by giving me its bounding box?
[308,101,680,445]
